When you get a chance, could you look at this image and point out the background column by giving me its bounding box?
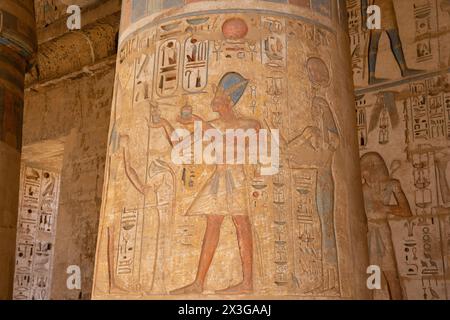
[0,0,37,299]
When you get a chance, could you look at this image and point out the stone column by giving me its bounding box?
[0,0,37,299]
[93,0,370,299]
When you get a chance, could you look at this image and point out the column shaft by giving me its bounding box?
[93,0,370,299]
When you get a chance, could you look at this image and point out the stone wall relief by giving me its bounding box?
[356,71,450,299]
[393,76,450,297]
[363,0,421,85]
[346,0,450,87]
[350,0,450,299]
[13,167,61,300]
[360,152,412,299]
[389,215,448,300]
[368,91,400,145]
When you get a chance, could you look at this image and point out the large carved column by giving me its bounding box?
[93,0,370,299]
[0,0,36,299]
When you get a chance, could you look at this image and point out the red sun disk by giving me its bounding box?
[222,18,249,40]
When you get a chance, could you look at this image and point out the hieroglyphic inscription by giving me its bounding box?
[13,166,60,300]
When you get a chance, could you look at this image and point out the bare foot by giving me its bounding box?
[215,282,253,295]
[109,284,131,294]
[170,281,203,295]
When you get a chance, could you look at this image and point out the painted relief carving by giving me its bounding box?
[346,0,450,88]
[13,167,60,300]
[357,74,450,299]
[352,0,450,299]
[93,1,364,299]
[306,57,331,87]
[389,216,448,300]
[413,1,433,63]
[261,17,287,68]
[288,95,340,294]
[156,39,180,96]
[151,72,259,295]
[360,152,412,299]
[183,37,209,92]
[214,17,259,63]
[135,53,154,103]
[368,91,399,145]
[361,0,421,84]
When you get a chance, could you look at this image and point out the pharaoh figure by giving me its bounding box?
[289,96,340,293]
[152,72,261,295]
[362,0,420,84]
[360,152,412,300]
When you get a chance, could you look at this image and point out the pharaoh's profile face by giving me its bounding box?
[211,94,232,114]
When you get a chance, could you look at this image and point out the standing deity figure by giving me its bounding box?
[362,0,420,84]
[360,152,412,300]
[119,134,175,294]
[289,96,340,293]
[152,72,261,295]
